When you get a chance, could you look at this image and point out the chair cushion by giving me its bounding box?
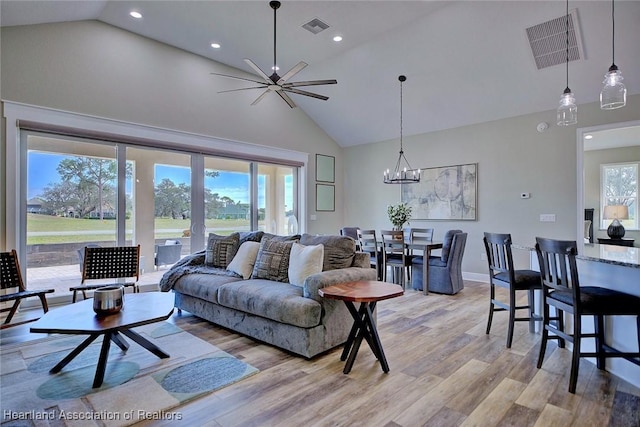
[549,286,640,315]
[494,270,541,289]
[251,239,294,282]
[427,256,447,268]
[205,233,240,268]
[441,229,462,262]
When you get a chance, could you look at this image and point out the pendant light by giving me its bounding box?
[600,0,626,110]
[557,0,577,126]
[383,75,420,184]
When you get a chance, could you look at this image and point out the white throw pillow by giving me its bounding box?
[226,241,261,279]
[288,243,324,287]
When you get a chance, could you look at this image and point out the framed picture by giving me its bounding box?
[316,184,335,212]
[402,163,477,220]
[316,154,335,183]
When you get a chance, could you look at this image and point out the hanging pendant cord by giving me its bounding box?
[399,79,404,153]
[273,5,277,71]
[611,0,615,65]
[565,0,569,90]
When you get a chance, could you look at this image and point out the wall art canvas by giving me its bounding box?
[402,163,477,220]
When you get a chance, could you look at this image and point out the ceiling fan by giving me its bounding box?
[210,1,337,108]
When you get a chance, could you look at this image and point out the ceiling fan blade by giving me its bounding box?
[251,89,271,106]
[218,86,267,94]
[277,61,308,84]
[282,79,338,88]
[210,72,266,85]
[244,58,272,83]
[276,91,297,108]
[283,88,329,101]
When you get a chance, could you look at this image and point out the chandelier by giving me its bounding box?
[383,75,420,184]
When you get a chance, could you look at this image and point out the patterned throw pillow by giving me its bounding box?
[205,233,240,268]
[250,239,295,282]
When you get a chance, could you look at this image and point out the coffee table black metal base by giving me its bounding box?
[49,329,170,388]
[341,301,388,374]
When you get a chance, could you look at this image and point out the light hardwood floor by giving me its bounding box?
[2,280,639,426]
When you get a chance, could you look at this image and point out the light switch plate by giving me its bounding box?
[540,214,556,222]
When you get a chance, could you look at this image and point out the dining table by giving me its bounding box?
[404,238,443,295]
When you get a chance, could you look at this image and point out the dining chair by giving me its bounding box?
[359,229,382,280]
[340,227,361,251]
[380,229,411,287]
[0,250,55,329]
[412,229,466,295]
[70,245,141,303]
[535,237,640,393]
[483,232,542,348]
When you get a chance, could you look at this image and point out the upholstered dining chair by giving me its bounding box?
[0,250,55,329]
[340,227,361,251]
[483,232,542,348]
[412,229,466,295]
[535,237,640,393]
[380,229,411,287]
[359,229,382,280]
[70,245,141,303]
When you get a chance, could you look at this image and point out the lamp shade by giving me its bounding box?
[603,205,629,220]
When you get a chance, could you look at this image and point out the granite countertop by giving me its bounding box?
[512,243,640,269]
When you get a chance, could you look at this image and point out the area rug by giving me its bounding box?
[0,322,258,426]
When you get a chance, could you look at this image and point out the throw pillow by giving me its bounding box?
[239,230,265,246]
[288,243,324,287]
[251,239,295,282]
[205,232,240,268]
[262,233,301,242]
[226,241,261,279]
[299,234,356,271]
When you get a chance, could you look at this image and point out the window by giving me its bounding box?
[600,162,638,230]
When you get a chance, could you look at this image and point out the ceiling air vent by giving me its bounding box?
[526,8,584,70]
[302,18,329,35]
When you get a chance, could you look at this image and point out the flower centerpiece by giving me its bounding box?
[387,203,412,230]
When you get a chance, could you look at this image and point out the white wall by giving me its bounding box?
[343,96,640,276]
[0,20,344,243]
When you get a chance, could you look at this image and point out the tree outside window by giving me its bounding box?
[601,163,638,230]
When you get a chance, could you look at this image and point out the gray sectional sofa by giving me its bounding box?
[159,232,376,358]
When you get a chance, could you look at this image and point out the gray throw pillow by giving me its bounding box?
[299,234,355,271]
[251,239,295,282]
[205,232,240,268]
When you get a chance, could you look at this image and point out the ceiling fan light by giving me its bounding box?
[600,66,627,110]
[557,89,577,126]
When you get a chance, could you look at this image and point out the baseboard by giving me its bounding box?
[463,272,489,283]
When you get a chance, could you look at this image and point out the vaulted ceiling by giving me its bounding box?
[2,1,639,147]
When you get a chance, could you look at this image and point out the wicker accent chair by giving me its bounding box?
[69,245,141,303]
[0,250,55,329]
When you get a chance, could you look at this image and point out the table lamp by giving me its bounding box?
[603,205,629,239]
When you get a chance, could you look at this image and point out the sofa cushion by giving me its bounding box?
[262,233,301,242]
[172,271,243,304]
[227,241,261,279]
[299,234,355,271]
[251,239,294,282]
[205,232,240,268]
[239,230,264,245]
[288,243,324,287]
[217,279,322,328]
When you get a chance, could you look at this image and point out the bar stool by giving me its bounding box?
[483,232,542,348]
[535,237,640,393]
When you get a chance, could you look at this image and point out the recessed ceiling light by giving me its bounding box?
[333,35,343,42]
[585,134,593,140]
[210,43,221,49]
[129,11,142,19]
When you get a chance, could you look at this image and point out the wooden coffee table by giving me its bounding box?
[319,280,404,374]
[30,292,174,388]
